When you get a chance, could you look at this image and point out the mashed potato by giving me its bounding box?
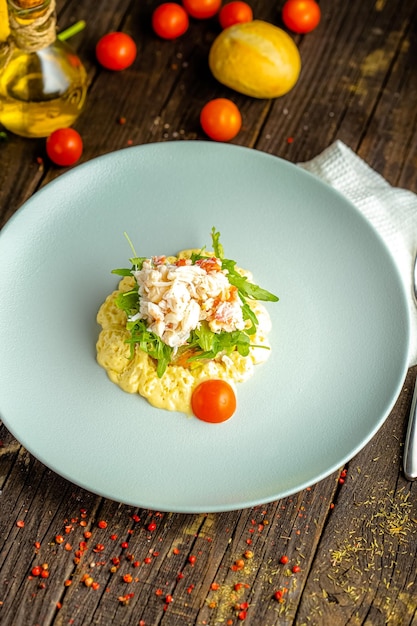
[96,250,273,415]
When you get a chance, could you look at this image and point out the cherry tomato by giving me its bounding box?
[200,98,242,142]
[182,0,222,19]
[191,380,236,423]
[218,1,253,29]
[46,128,83,167]
[96,32,137,71]
[282,0,321,34]
[152,3,189,39]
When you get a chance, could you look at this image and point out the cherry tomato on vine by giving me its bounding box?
[200,98,242,142]
[219,1,253,29]
[152,3,189,39]
[191,380,236,423]
[96,32,137,71]
[182,0,222,19]
[282,0,320,34]
[46,128,83,167]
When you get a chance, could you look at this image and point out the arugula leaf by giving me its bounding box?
[126,319,173,377]
[221,258,278,302]
[112,268,133,277]
[211,227,224,260]
[115,290,139,315]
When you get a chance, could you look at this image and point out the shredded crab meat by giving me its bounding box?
[130,256,245,348]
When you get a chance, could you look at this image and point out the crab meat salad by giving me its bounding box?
[96,228,278,422]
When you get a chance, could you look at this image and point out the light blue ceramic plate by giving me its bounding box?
[0,142,410,513]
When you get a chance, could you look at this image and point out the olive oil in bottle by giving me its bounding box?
[0,0,87,137]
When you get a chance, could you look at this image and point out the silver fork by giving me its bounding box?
[403,252,417,480]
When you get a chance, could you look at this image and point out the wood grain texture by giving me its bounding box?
[1,0,417,624]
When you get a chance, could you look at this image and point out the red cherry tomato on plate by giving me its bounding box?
[219,1,253,29]
[46,128,83,167]
[96,32,137,70]
[282,0,321,34]
[200,98,242,142]
[152,3,189,39]
[191,380,236,423]
[182,0,222,19]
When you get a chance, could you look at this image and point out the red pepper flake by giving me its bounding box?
[237,610,247,620]
[132,514,140,522]
[65,525,73,534]
[292,565,301,573]
[97,520,107,529]
[286,136,294,144]
[210,582,220,590]
[64,543,72,552]
[64,579,72,587]
[243,550,254,559]
[133,561,140,568]
[83,576,94,587]
[92,582,100,590]
[34,541,41,550]
[187,585,194,594]
[31,566,42,577]
[83,531,92,540]
[274,590,284,602]
[147,522,157,532]
[123,574,133,584]
[165,595,173,604]
[153,551,159,557]
[245,539,252,545]
[338,477,345,484]
[172,547,180,555]
[188,555,197,565]
[121,542,129,549]
[330,503,335,509]
[279,555,289,564]
[118,116,127,125]
[118,594,132,605]
[144,557,152,564]
[55,535,64,544]
[110,534,118,541]
[16,520,25,528]
[40,570,50,579]
[93,543,105,553]
[155,589,163,596]
[232,559,245,571]
[80,520,87,527]
[111,557,121,565]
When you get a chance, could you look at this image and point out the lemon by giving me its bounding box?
[208,20,301,99]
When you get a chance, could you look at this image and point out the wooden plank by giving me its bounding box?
[296,367,417,625]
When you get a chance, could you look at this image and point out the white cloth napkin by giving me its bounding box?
[298,140,417,367]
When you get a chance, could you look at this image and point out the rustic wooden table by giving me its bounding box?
[1,1,417,624]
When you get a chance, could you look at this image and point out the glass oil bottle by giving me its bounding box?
[0,0,87,137]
